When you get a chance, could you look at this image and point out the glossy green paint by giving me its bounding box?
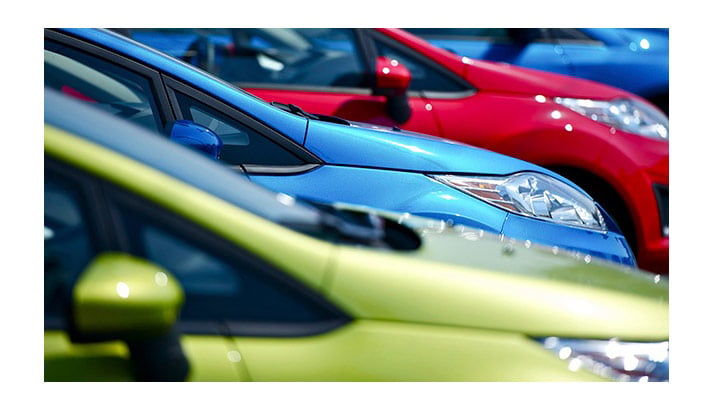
[73,253,184,337]
[328,247,667,340]
[181,335,251,381]
[231,321,606,381]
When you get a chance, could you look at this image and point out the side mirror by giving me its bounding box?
[73,252,184,339]
[72,252,189,381]
[375,56,411,92]
[168,120,223,160]
[374,56,412,124]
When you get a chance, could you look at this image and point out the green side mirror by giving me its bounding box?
[73,252,184,340]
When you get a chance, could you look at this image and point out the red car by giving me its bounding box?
[127,28,669,274]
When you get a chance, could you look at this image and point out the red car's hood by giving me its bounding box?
[462,59,637,100]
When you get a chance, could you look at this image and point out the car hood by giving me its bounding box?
[327,207,668,340]
[462,58,639,100]
[304,118,559,177]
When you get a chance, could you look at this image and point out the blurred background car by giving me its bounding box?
[121,28,669,274]
[403,28,669,114]
[45,28,637,267]
[45,87,669,381]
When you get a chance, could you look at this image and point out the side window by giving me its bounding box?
[44,41,164,134]
[172,91,305,166]
[112,193,344,334]
[374,37,468,93]
[44,167,97,328]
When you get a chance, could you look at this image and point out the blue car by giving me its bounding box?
[404,28,669,114]
[44,28,635,266]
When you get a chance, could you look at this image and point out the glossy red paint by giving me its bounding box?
[244,28,669,274]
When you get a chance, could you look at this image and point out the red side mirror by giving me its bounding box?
[375,56,411,93]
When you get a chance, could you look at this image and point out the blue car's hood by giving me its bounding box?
[305,119,558,177]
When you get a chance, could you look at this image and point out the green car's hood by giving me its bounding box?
[326,212,668,341]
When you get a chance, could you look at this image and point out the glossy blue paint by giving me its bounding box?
[407,28,668,111]
[249,165,509,233]
[50,28,636,267]
[306,120,568,180]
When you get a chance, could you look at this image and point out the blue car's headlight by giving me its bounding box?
[554,97,668,140]
[538,337,669,382]
[430,172,606,231]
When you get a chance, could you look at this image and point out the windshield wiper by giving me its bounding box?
[271,101,319,119]
[271,101,351,125]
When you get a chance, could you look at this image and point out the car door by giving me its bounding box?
[45,152,354,381]
[44,158,249,381]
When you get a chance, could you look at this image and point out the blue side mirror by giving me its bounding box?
[168,120,223,160]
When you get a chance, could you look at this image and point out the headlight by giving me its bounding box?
[554,97,668,140]
[538,337,669,382]
[430,172,606,231]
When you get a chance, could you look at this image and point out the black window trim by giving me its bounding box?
[162,75,324,169]
[102,179,352,338]
[45,29,175,129]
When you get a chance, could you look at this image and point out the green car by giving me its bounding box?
[44,89,668,382]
